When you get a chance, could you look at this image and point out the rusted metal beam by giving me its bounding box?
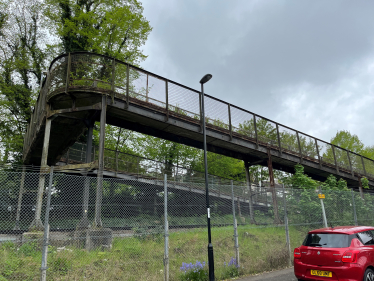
[48,102,102,118]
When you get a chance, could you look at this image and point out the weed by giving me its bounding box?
[221,257,239,279]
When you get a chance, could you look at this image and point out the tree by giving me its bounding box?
[0,0,48,164]
[44,0,152,64]
[0,0,152,164]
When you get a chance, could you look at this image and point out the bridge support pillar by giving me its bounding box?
[77,120,94,230]
[244,162,256,224]
[358,177,364,200]
[29,114,53,231]
[267,149,282,225]
[14,166,26,230]
[94,95,106,228]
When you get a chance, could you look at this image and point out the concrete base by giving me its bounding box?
[74,228,113,251]
[28,218,44,232]
[22,231,44,250]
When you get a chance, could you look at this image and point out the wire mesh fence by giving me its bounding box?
[0,167,374,280]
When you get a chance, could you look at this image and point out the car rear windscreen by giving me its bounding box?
[303,233,349,248]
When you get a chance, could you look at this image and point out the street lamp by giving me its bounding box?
[200,74,214,281]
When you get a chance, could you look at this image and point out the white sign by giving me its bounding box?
[207,208,210,218]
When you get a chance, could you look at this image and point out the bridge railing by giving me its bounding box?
[24,52,374,182]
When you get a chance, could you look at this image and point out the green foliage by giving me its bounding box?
[361,177,369,189]
[17,241,39,257]
[0,0,48,164]
[282,164,317,189]
[45,0,152,65]
[50,256,72,275]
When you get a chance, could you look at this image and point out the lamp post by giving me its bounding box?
[200,74,214,281]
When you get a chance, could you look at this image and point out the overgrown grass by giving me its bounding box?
[0,226,306,280]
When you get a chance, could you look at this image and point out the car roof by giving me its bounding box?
[309,226,374,235]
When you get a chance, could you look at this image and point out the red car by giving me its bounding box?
[294,226,374,281]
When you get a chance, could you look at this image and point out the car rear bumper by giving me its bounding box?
[294,259,364,281]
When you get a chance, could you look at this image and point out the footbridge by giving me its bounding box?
[23,52,374,190]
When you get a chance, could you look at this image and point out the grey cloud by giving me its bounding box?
[141,0,374,145]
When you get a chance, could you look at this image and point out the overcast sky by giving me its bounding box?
[140,0,374,147]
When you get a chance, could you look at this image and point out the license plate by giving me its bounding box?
[311,270,332,277]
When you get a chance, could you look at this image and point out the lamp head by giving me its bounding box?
[200,74,212,84]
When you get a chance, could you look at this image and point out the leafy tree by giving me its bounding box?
[44,0,152,64]
[0,0,48,164]
[282,164,317,189]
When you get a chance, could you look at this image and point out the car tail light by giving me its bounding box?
[341,251,359,263]
[294,248,301,259]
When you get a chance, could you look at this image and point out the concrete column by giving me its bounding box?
[14,166,26,230]
[358,177,364,200]
[77,121,94,229]
[94,96,106,228]
[244,162,256,224]
[29,114,52,231]
[267,149,282,224]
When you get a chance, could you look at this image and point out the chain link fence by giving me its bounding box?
[0,167,372,280]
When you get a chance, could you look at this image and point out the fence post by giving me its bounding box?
[164,174,169,281]
[40,166,54,281]
[282,184,292,267]
[230,180,240,267]
[319,187,328,228]
[351,189,358,226]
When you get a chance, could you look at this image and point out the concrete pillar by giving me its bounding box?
[77,121,94,229]
[14,166,26,230]
[267,149,282,224]
[244,162,256,224]
[29,114,52,231]
[93,95,106,228]
[358,177,364,200]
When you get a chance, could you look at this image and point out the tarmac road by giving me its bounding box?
[237,267,297,281]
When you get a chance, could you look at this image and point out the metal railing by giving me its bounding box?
[23,52,374,181]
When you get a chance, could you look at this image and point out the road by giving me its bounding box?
[237,267,297,281]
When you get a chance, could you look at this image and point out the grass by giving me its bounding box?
[0,225,307,280]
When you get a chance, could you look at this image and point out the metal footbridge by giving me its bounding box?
[23,52,374,189]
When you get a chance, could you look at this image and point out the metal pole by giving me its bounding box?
[351,189,358,226]
[201,82,215,281]
[319,187,328,228]
[244,162,255,224]
[282,184,292,267]
[230,180,240,267]
[163,174,169,281]
[40,166,54,281]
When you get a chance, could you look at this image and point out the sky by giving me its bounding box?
[139,0,374,147]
